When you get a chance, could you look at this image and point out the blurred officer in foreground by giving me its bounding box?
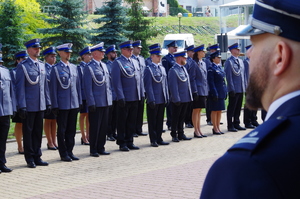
[78,46,92,145]
[43,47,58,150]
[131,40,147,137]
[243,45,259,129]
[201,0,300,198]
[16,39,51,168]
[84,42,112,157]
[0,54,16,173]
[111,40,142,151]
[168,51,192,142]
[224,43,246,132]
[50,43,82,162]
[203,43,220,125]
[144,47,169,147]
[11,51,27,154]
[105,45,118,141]
[162,40,178,130]
[184,45,195,129]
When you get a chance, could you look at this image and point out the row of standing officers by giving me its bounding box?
[0,38,255,172]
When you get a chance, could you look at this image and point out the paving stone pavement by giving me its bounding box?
[1,111,263,199]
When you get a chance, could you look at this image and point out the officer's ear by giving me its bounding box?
[273,41,292,76]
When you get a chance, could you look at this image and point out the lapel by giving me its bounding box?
[28,58,40,73]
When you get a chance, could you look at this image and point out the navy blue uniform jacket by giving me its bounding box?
[201,94,300,199]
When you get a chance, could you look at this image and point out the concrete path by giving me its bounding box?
[1,111,263,199]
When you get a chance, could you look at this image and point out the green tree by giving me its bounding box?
[38,0,91,62]
[92,0,130,48]
[167,0,188,16]
[124,0,159,57]
[0,0,28,67]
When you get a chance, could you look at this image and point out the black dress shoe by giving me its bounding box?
[168,126,171,130]
[185,123,194,128]
[220,122,223,125]
[18,150,24,154]
[127,144,139,150]
[151,142,159,147]
[200,134,208,137]
[61,156,72,162]
[99,151,110,155]
[178,134,192,140]
[119,146,130,151]
[69,154,79,160]
[35,160,49,166]
[81,138,90,145]
[27,162,36,168]
[172,137,180,142]
[90,153,100,157]
[207,121,213,126]
[234,125,246,130]
[0,165,12,172]
[137,132,148,136]
[245,124,256,129]
[252,121,260,127]
[228,127,238,132]
[194,132,203,138]
[47,144,57,150]
[220,132,225,134]
[157,141,169,145]
[162,129,166,133]
[212,129,222,135]
[133,133,138,137]
[107,136,116,141]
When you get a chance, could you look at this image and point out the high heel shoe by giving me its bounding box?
[18,150,24,154]
[81,138,90,145]
[47,144,57,150]
[200,133,207,137]
[194,132,203,138]
[212,129,221,135]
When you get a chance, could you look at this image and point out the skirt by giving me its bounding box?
[192,96,207,109]
[80,100,88,113]
[209,97,225,111]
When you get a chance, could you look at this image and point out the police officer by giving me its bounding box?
[111,40,143,151]
[162,40,178,130]
[203,43,220,125]
[201,1,300,198]
[11,51,27,154]
[190,45,209,138]
[224,43,246,132]
[243,45,258,129]
[105,45,118,141]
[144,47,169,147]
[168,51,193,142]
[184,45,195,129]
[50,43,82,162]
[145,43,161,66]
[0,54,16,173]
[84,42,112,157]
[78,46,92,145]
[131,40,147,137]
[16,39,51,168]
[42,47,58,150]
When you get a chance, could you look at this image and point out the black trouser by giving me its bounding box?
[136,99,144,134]
[227,93,243,128]
[185,101,193,125]
[243,107,258,125]
[171,102,188,138]
[0,116,10,165]
[206,99,212,122]
[166,102,172,128]
[116,101,138,147]
[57,109,78,158]
[107,101,117,137]
[22,111,44,163]
[89,107,109,154]
[147,103,165,143]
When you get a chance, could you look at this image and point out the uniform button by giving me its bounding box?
[277,116,284,120]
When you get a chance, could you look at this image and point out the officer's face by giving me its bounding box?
[246,34,271,109]
[198,51,205,58]
[151,54,161,64]
[108,51,117,61]
[27,47,41,58]
[133,47,141,55]
[187,51,194,58]
[59,51,71,61]
[231,48,240,57]
[121,48,133,58]
[169,47,177,54]
[45,54,56,65]
[212,57,221,64]
[82,53,92,63]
